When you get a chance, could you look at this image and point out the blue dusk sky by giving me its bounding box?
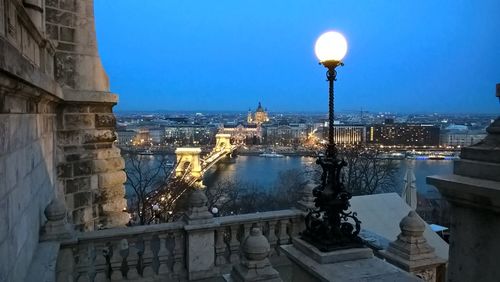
[95,1,500,114]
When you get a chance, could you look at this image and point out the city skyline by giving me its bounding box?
[95,1,500,113]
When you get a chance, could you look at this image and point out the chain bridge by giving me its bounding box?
[174,134,238,186]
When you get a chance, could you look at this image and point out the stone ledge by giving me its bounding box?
[427,174,500,212]
[63,89,118,104]
[0,39,62,100]
[61,221,185,245]
[291,237,373,264]
[280,244,420,282]
[454,159,500,182]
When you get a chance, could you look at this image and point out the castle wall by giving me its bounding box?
[0,1,61,280]
[0,0,127,279]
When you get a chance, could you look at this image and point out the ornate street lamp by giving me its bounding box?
[301,31,363,251]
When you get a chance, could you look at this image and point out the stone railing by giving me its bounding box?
[214,209,303,271]
[57,222,186,281]
[56,209,304,281]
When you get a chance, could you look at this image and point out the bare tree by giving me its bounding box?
[340,146,398,195]
[124,152,190,225]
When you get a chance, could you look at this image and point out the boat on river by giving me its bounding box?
[259,152,284,158]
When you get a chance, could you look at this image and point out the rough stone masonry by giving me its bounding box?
[0,0,128,279]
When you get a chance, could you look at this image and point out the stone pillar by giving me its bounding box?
[184,188,218,280]
[44,0,128,230]
[380,211,446,281]
[427,89,500,282]
[228,228,282,282]
[56,101,128,231]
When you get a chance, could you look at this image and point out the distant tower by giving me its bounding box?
[247,108,253,124]
[402,161,417,210]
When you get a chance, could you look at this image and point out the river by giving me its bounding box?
[203,155,453,199]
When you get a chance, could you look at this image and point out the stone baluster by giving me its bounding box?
[157,234,171,275]
[74,244,88,282]
[108,240,122,281]
[215,227,228,265]
[142,235,156,276]
[380,211,446,282]
[149,234,161,275]
[101,242,113,281]
[266,220,278,256]
[243,223,253,239]
[128,237,144,279]
[113,239,130,280]
[229,228,282,282]
[290,217,303,238]
[172,230,185,275]
[87,243,97,282]
[229,224,241,263]
[278,219,290,246]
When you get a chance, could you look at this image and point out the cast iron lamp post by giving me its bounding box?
[301,31,363,251]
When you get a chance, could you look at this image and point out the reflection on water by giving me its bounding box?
[203,156,453,199]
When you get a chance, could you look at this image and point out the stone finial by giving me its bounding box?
[381,211,446,282]
[297,182,316,211]
[184,187,213,223]
[41,198,74,241]
[230,228,282,282]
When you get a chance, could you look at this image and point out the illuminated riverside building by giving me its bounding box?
[368,124,440,146]
[264,123,312,145]
[163,125,217,146]
[220,123,262,144]
[319,124,366,145]
[116,129,137,146]
[440,130,486,147]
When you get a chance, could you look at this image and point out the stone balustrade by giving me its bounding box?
[56,209,304,281]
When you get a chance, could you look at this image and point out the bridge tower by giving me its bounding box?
[215,133,232,152]
[175,148,202,178]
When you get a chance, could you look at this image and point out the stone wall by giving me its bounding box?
[0,0,127,279]
[0,1,62,281]
[57,101,128,230]
[44,0,128,230]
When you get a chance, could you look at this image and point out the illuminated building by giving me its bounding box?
[263,123,311,145]
[247,102,269,125]
[318,124,366,145]
[220,123,262,144]
[116,129,136,146]
[368,124,440,146]
[440,130,486,147]
[163,125,217,146]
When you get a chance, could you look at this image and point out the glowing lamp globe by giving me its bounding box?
[314,31,348,66]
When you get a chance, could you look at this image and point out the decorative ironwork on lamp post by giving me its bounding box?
[301,31,363,252]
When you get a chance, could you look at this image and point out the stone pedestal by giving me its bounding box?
[226,228,282,282]
[427,111,500,282]
[380,211,446,282]
[40,198,74,241]
[281,238,420,282]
